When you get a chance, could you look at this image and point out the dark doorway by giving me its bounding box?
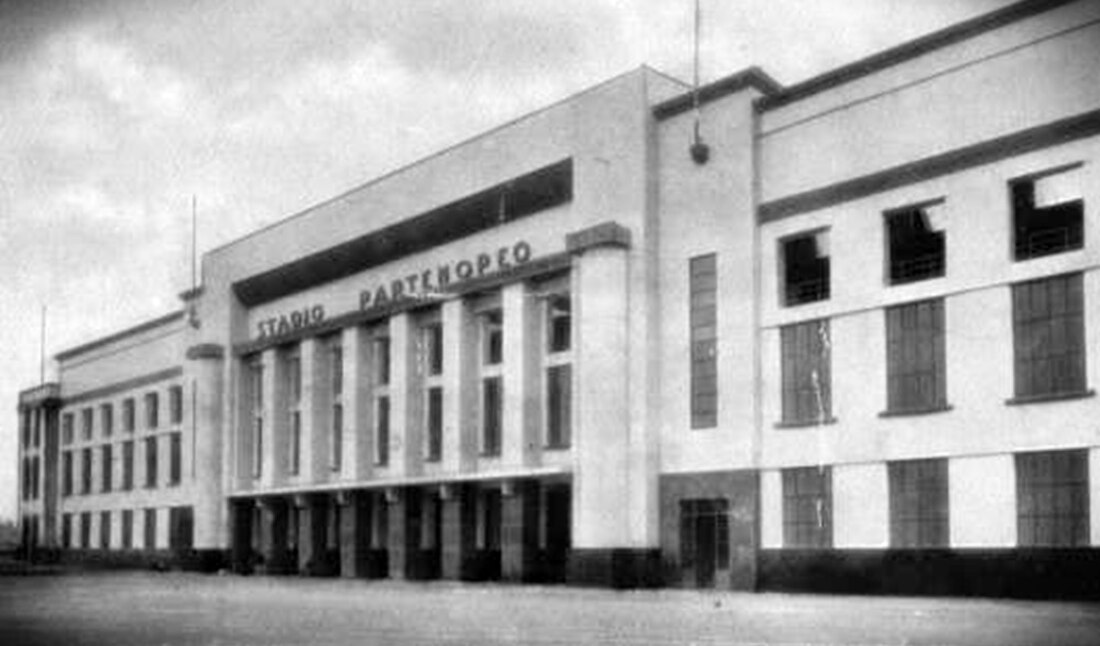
[680,499,730,588]
[543,484,571,582]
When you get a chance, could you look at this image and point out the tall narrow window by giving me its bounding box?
[782,466,832,548]
[375,336,391,385]
[145,436,158,489]
[547,293,571,353]
[690,254,718,428]
[62,513,72,548]
[62,413,74,445]
[426,387,443,462]
[247,359,264,479]
[101,444,113,493]
[81,448,92,495]
[780,319,832,425]
[145,392,159,430]
[101,403,114,438]
[330,340,343,472]
[782,230,830,306]
[1012,166,1083,261]
[423,322,444,376]
[375,396,390,466]
[1012,273,1086,399]
[482,377,502,456]
[62,451,73,497]
[123,398,135,433]
[80,512,91,548]
[122,440,134,491]
[546,365,572,448]
[169,432,182,486]
[122,510,133,549]
[886,201,946,284]
[100,511,111,550]
[82,407,94,440]
[889,459,948,548]
[1017,450,1088,547]
[169,385,183,426]
[286,349,302,476]
[144,509,157,550]
[483,309,503,365]
[885,299,946,413]
[21,412,31,448]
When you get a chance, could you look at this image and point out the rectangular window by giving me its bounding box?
[122,510,133,549]
[780,319,832,425]
[424,323,444,375]
[782,230,830,306]
[782,467,832,548]
[169,506,194,550]
[885,299,946,413]
[80,512,91,548]
[426,387,443,462]
[101,444,113,493]
[546,365,572,448]
[145,392,159,430]
[1012,273,1086,399]
[286,351,301,476]
[1017,450,1089,547]
[375,337,391,385]
[170,385,183,425]
[690,254,718,428]
[122,440,134,491]
[21,412,31,448]
[31,457,40,500]
[375,396,390,466]
[331,403,343,472]
[101,403,114,438]
[483,310,503,365]
[62,513,72,548]
[886,201,946,284]
[145,436,158,488]
[33,411,41,448]
[144,509,156,550]
[100,511,111,550]
[889,459,948,548]
[1012,166,1083,261]
[547,293,572,353]
[123,398,135,433]
[81,448,92,495]
[482,377,502,456]
[62,413,74,445]
[330,342,343,397]
[169,432,182,486]
[82,407,94,440]
[62,451,73,497]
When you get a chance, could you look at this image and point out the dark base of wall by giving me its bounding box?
[55,549,229,573]
[460,550,501,581]
[301,549,341,577]
[406,549,441,580]
[566,549,662,589]
[758,548,1100,600]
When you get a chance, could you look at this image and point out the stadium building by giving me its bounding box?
[16,0,1100,596]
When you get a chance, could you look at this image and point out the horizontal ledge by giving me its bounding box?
[774,417,838,429]
[878,404,954,418]
[1005,389,1096,406]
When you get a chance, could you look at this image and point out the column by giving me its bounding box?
[296,494,330,575]
[259,498,291,574]
[386,488,407,579]
[300,339,327,483]
[260,349,284,488]
[343,327,373,481]
[501,282,539,467]
[440,484,475,580]
[566,224,660,587]
[441,300,476,472]
[501,479,539,582]
[339,491,370,578]
[186,344,225,550]
[389,314,418,478]
[230,498,254,573]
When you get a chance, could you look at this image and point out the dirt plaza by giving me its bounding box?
[1,571,1099,646]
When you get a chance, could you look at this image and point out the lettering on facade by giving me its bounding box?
[357,241,532,310]
[255,305,325,340]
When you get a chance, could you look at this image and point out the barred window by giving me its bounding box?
[782,467,832,548]
[546,365,572,448]
[101,445,113,493]
[145,436,158,488]
[782,230,830,306]
[169,432,182,486]
[889,459,948,548]
[1012,273,1086,399]
[482,377,502,456]
[375,396,390,467]
[169,385,183,425]
[886,201,946,285]
[426,387,443,462]
[1012,166,1083,261]
[123,399,135,433]
[885,299,946,413]
[145,392,158,430]
[101,404,114,438]
[122,441,134,491]
[1016,450,1088,547]
[780,319,832,424]
[690,254,717,428]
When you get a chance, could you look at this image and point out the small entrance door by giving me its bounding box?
[680,499,730,588]
[543,485,571,582]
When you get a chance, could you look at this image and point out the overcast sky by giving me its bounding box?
[0,0,1014,523]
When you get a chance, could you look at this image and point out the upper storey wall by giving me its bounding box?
[57,315,184,398]
[758,0,1100,206]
